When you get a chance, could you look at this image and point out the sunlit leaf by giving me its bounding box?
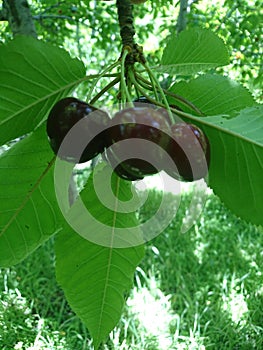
[55,164,144,349]
[189,106,263,226]
[168,74,256,117]
[158,28,229,75]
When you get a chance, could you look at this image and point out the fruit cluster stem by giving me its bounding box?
[116,0,145,65]
[116,0,135,49]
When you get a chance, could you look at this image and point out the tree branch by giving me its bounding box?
[116,0,145,65]
[3,0,37,37]
[116,0,135,48]
[33,14,74,21]
[177,0,188,34]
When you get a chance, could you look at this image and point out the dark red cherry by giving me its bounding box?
[104,148,144,181]
[133,96,154,105]
[106,107,170,178]
[133,96,150,103]
[133,98,183,118]
[165,123,210,181]
[114,163,145,181]
[46,97,110,163]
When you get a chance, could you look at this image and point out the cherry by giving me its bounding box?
[133,97,184,118]
[46,97,110,163]
[105,107,170,179]
[133,98,174,128]
[104,148,144,181]
[114,163,145,181]
[133,96,159,112]
[165,123,210,181]
[133,96,153,105]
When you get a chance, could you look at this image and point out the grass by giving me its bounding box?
[0,189,262,349]
[137,191,263,349]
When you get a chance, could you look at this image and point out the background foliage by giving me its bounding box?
[0,0,262,349]
[1,0,261,102]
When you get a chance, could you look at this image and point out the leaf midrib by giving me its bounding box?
[96,176,121,342]
[160,62,226,67]
[175,111,263,148]
[202,118,263,148]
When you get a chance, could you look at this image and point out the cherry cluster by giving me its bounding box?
[46,97,210,182]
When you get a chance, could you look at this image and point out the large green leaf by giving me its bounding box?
[55,164,145,349]
[168,74,256,117]
[0,124,62,267]
[158,28,229,75]
[186,106,263,226]
[167,74,262,225]
[0,36,86,146]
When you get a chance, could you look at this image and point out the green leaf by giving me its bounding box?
[159,28,229,75]
[168,74,256,117]
[55,164,145,349]
[194,105,263,226]
[55,162,144,247]
[0,36,85,146]
[0,124,62,267]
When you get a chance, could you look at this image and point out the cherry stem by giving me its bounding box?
[89,76,121,105]
[86,60,120,102]
[128,69,149,96]
[162,89,204,116]
[133,74,154,92]
[134,72,154,88]
[129,70,204,123]
[135,72,204,116]
[120,49,133,106]
[169,106,205,122]
[136,79,152,91]
[84,73,119,80]
[147,70,159,101]
[116,0,135,48]
[142,62,175,124]
[129,70,168,108]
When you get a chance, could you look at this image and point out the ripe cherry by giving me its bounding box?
[133,96,154,105]
[133,97,184,118]
[165,123,210,181]
[46,97,110,163]
[105,107,170,179]
[104,148,144,181]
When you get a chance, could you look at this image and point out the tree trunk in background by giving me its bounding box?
[177,0,188,34]
[3,0,37,37]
